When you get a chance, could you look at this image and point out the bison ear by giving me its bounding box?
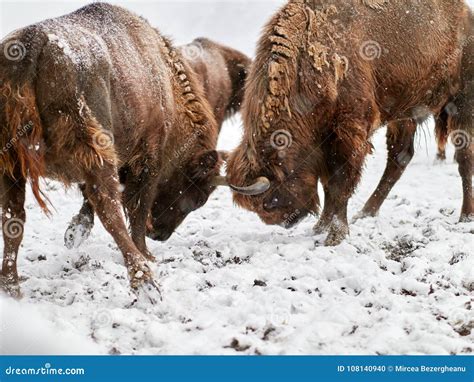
[191,150,220,180]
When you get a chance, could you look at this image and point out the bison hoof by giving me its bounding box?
[64,213,94,249]
[324,223,349,247]
[313,220,330,235]
[135,278,163,305]
[129,262,162,304]
[142,249,156,263]
[0,276,22,299]
[459,213,474,223]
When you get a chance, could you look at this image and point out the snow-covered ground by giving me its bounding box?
[1,0,473,355]
[1,120,473,355]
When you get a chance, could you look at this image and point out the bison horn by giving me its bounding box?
[211,176,229,187]
[230,177,271,196]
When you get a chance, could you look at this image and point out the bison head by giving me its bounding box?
[225,1,328,228]
[148,150,223,241]
[226,127,320,228]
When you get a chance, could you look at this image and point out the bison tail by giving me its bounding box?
[1,26,51,213]
[0,81,49,214]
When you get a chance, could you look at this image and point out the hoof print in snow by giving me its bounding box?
[453,323,473,337]
[449,252,468,265]
[382,236,423,262]
[74,255,91,271]
[401,289,417,297]
[262,327,276,341]
[108,347,121,355]
[225,338,251,352]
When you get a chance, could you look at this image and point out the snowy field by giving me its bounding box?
[1,0,473,355]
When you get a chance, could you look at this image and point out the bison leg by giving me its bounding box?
[435,111,449,161]
[313,186,335,235]
[122,170,157,262]
[451,109,473,222]
[323,195,349,247]
[319,119,370,246]
[456,144,473,222]
[82,166,160,300]
[0,170,26,298]
[64,184,95,249]
[357,120,416,218]
[455,34,474,221]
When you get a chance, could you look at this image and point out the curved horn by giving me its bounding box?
[230,177,271,196]
[211,175,229,187]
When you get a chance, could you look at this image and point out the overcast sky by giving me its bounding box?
[1,0,473,57]
[0,1,284,56]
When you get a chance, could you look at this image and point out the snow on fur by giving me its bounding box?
[1,120,472,355]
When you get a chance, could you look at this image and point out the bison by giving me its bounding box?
[180,38,252,131]
[226,0,473,246]
[64,37,251,248]
[0,3,224,298]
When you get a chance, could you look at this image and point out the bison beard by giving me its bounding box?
[227,0,473,246]
[64,38,252,249]
[0,3,222,298]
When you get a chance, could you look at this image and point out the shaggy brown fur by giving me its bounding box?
[0,3,220,297]
[64,38,251,248]
[181,38,251,130]
[227,0,473,245]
